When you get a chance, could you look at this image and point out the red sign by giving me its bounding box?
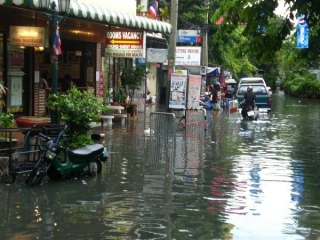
[105,30,145,58]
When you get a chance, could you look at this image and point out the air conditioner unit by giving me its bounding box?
[200,66,207,75]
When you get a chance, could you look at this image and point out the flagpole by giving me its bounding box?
[50,1,59,124]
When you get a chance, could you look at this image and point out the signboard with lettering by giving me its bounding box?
[105,30,145,58]
[146,48,167,63]
[9,26,46,47]
[177,30,201,43]
[169,73,188,109]
[175,46,201,66]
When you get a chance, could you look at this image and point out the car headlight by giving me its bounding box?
[45,150,57,160]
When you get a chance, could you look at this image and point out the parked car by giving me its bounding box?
[236,83,272,111]
[224,79,237,98]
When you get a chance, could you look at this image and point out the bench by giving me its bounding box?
[113,114,127,124]
[100,115,114,127]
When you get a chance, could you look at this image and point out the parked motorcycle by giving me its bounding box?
[200,92,212,110]
[25,133,108,186]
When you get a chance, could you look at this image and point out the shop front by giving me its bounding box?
[0,0,171,117]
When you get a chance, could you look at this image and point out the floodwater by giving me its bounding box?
[1,89,320,239]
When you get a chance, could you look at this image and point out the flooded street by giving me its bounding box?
[1,89,320,239]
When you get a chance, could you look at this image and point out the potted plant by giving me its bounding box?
[120,64,148,103]
[0,83,17,146]
[0,82,8,111]
[47,87,108,148]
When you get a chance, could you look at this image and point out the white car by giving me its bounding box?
[238,77,267,88]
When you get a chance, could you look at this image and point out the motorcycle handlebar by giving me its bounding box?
[38,133,51,141]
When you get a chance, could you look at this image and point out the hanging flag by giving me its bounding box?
[53,27,62,60]
[297,16,309,49]
[219,67,226,88]
[148,0,158,20]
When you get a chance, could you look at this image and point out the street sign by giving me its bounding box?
[177,30,201,43]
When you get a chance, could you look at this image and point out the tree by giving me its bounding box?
[210,0,320,65]
[120,64,147,103]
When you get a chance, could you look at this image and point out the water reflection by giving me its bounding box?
[1,92,320,239]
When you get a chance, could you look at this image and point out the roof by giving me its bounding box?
[226,79,237,84]
[0,0,172,34]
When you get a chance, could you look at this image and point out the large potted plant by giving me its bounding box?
[47,87,108,148]
[0,83,17,146]
[120,64,148,103]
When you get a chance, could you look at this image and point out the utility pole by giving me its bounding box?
[201,0,209,67]
[166,0,178,109]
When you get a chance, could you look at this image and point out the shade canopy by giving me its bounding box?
[0,0,172,34]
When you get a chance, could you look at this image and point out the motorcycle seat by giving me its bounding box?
[70,144,104,158]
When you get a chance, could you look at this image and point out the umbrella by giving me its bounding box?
[219,67,226,88]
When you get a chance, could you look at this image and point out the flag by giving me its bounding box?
[219,67,226,88]
[148,0,158,20]
[53,27,62,60]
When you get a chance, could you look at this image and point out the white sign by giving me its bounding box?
[175,47,201,66]
[147,48,167,63]
[187,75,201,109]
[169,74,187,109]
[178,30,200,36]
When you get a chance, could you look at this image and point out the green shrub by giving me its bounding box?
[47,87,108,146]
[0,112,15,129]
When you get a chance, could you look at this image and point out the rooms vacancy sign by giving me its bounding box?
[105,30,146,58]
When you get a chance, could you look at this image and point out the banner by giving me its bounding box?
[187,75,201,109]
[169,73,187,109]
[297,17,308,49]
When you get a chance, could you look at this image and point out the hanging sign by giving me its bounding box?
[177,30,201,43]
[169,73,187,109]
[9,26,46,47]
[146,48,167,63]
[297,17,308,49]
[105,30,145,58]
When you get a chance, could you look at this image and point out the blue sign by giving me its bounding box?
[177,36,200,43]
[136,58,146,66]
[297,15,309,49]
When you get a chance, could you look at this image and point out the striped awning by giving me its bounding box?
[69,1,171,34]
[0,0,172,34]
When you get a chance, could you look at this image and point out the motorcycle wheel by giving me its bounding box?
[26,165,45,186]
[25,160,43,186]
[85,159,102,176]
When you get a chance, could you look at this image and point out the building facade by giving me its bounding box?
[0,0,171,117]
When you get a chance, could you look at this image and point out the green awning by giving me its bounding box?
[68,1,171,34]
[0,0,172,34]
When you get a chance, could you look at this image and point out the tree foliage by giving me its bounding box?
[211,0,320,65]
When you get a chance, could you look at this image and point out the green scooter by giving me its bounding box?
[26,133,108,186]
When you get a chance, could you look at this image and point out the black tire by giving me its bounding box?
[29,171,44,186]
[47,165,62,180]
[25,168,37,185]
[25,160,42,185]
[26,160,47,186]
[85,159,102,176]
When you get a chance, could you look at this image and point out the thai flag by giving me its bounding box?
[148,0,158,20]
[53,27,62,60]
